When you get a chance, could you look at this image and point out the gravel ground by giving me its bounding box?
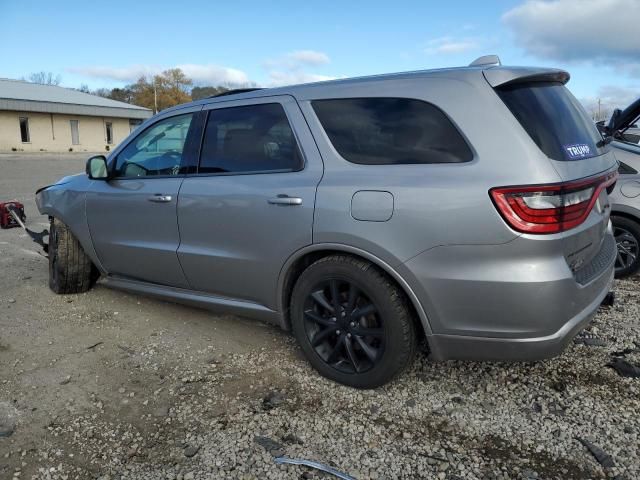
[1,154,639,480]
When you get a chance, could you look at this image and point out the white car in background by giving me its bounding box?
[598,98,640,277]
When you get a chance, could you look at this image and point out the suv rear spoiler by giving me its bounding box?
[482,67,570,88]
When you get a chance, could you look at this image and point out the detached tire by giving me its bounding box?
[49,218,95,294]
[290,255,417,389]
[612,215,640,279]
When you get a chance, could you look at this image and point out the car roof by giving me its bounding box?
[158,60,569,117]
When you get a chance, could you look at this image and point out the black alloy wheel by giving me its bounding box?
[290,255,417,389]
[613,217,640,278]
[303,279,384,374]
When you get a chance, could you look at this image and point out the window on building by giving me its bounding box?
[105,122,113,144]
[70,120,80,145]
[19,117,30,143]
[129,120,142,133]
[199,103,303,174]
[312,98,473,165]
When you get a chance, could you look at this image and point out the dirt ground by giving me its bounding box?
[0,154,639,480]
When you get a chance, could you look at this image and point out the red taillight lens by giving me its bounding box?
[490,171,617,234]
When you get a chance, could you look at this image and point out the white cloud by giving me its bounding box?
[264,50,331,69]
[70,50,336,89]
[174,64,250,85]
[68,65,160,82]
[262,49,334,86]
[503,0,640,75]
[580,85,639,120]
[425,36,479,55]
[68,63,250,86]
[286,50,330,66]
[267,71,337,87]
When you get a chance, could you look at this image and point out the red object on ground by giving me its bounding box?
[0,201,26,229]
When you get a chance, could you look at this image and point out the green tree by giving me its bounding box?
[191,86,229,100]
[128,69,193,112]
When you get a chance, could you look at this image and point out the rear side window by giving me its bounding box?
[497,82,607,161]
[312,98,472,165]
[199,103,302,174]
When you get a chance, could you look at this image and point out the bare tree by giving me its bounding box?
[28,71,62,86]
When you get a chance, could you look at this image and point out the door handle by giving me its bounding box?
[148,194,173,203]
[268,195,303,206]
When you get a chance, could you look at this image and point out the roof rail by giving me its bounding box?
[208,88,264,98]
[469,55,501,67]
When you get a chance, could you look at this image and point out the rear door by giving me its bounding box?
[177,95,323,309]
[495,81,618,271]
[86,109,201,287]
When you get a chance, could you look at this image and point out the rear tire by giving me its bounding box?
[48,218,95,294]
[290,255,417,389]
[612,216,640,279]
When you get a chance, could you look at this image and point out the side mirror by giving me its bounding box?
[86,155,109,180]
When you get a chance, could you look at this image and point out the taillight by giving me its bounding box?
[490,171,617,234]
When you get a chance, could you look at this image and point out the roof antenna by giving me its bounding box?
[469,55,501,67]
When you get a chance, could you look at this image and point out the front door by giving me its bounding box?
[86,110,200,287]
[177,96,323,309]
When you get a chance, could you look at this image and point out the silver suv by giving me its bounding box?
[36,56,617,388]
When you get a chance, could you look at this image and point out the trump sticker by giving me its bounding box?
[563,143,592,160]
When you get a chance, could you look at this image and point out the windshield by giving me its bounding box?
[497,82,608,161]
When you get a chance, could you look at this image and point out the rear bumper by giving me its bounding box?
[399,230,616,361]
[426,269,613,361]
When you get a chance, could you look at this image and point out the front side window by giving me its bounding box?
[199,103,302,174]
[19,117,30,143]
[312,98,473,165]
[114,113,193,178]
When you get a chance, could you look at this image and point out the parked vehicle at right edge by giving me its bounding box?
[599,97,640,277]
[37,55,617,388]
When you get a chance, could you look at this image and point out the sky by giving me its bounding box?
[1,0,638,114]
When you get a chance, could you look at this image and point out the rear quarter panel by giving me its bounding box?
[296,74,563,267]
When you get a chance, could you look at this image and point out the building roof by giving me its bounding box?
[0,78,152,119]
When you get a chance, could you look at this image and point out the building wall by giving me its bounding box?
[0,111,135,153]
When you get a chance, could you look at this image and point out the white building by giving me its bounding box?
[0,79,152,153]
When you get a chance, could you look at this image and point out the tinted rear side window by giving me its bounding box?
[497,82,607,161]
[199,103,302,174]
[312,98,472,165]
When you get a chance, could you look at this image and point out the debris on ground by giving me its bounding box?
[275,456,357,480]
[607,357,640,378]
[254,435,285,457]
[262,390,286,410]
[0,402,17,438]
[183,444,200,458]
[577,437,615,469]
[573,336,608,347]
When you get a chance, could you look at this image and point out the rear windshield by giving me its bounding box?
[312,98,473,165]
[497,82,607,161]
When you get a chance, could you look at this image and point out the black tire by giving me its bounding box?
[290,255,417,388]
[48,218,95,294]
[612,216,640,279]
